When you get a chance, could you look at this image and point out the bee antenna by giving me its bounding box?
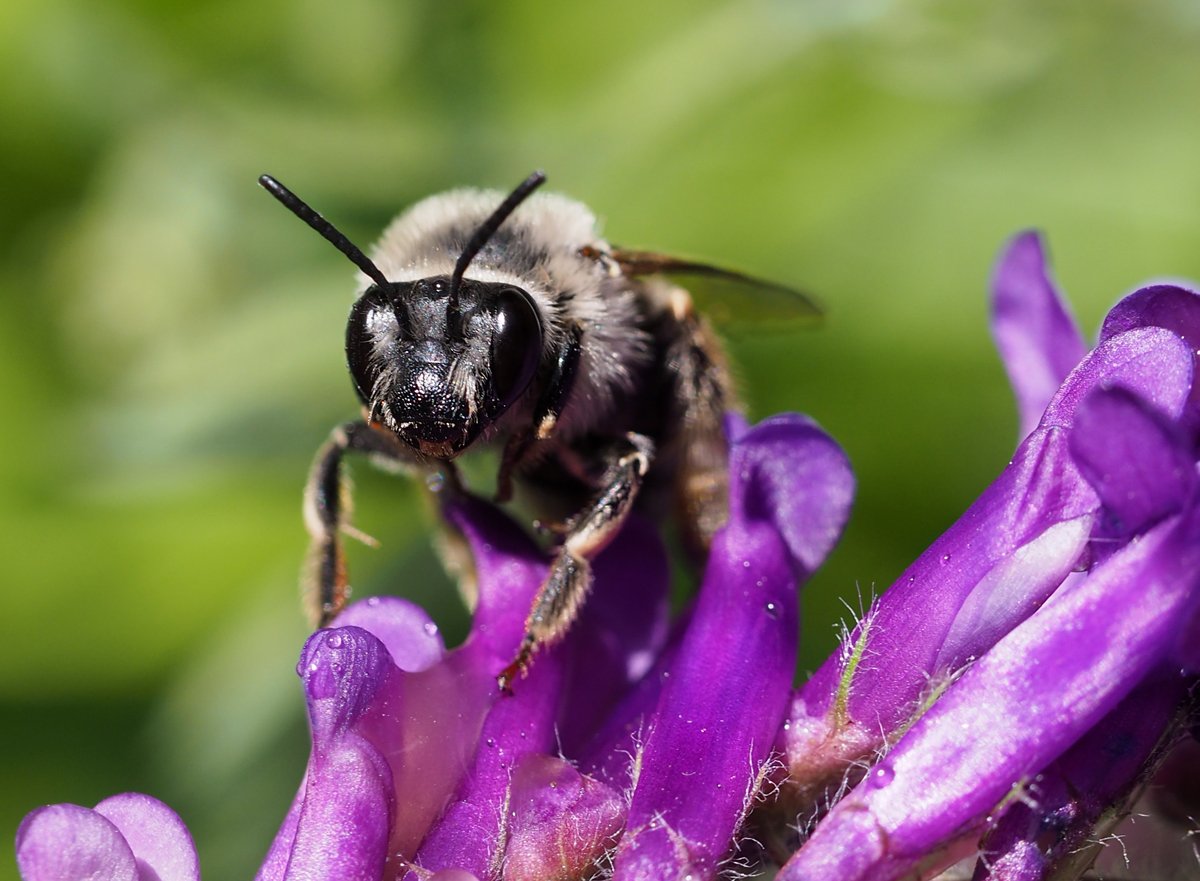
[258,174,391,290]
[449,170,547,310]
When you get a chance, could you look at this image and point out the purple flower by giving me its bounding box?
[16,793,200,881]
[16,413,853,881]
[272,413,853,881]
[974,670,1192,881]
[601,415,853,879]
[19,232,1198,881]
[777,232,1200,881]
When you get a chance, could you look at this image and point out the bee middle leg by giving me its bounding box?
[495,321,584,504]
[497,431,654,692]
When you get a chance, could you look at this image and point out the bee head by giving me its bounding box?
[259,171,547,460]
[345,276,542,457]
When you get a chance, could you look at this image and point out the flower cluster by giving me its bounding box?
[16,233,1200,881]
[18,412,855,881]
[775,232,1200,880]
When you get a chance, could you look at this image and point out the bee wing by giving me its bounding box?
[607,248,822,329]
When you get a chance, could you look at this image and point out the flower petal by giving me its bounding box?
[269,496,557,873]
[282,733,393,881]
[256,786,305,881]
[728,413,854,576]
[408,634,568,878]
[502,755,627,881]
[359,498,548,860]
[795,326,1193,742]
[974,843,1045,881]
[413,516,662,877]
[442,494,548,662]
[576,617,688,793]
[299,626,394,746]
[555,513,671,756]
[333,596,445,672]
[17,804,138,881]
[1098,283,1200,433]
[796,425,1096,735]
[94,793,200,881]
[779,501,1200,881]
[933,513,1092,670]
[343,641,483,861]
[1069,386,1197,544]
[614,521,795,879]
[277,627,398,879]
[990,231,1086,439]
[1100,283,1200,346]
[614,415,853,879]
[1039,326,1192,429]
[974,671,1191,880]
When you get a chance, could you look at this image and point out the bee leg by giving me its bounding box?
[303,420,417,628]
[497,432,654,692]
[669,296,739,552]
[533,321,584,441]
[495,322,583,503]
[494,430,531,504]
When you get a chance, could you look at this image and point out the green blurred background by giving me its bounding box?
[3,0,1199,876]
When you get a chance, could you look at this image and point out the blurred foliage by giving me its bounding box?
[3,0,1200,877]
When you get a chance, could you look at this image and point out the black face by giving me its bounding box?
[346,275,543,458]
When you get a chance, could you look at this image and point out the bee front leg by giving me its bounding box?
[303,420,418,627]
[497,432,654,692]
[495,322,584,504]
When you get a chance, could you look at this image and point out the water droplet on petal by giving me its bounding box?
[423,621,439,636]
[765,601,779,618]
[869,764,895,788]
[327,633,343,649]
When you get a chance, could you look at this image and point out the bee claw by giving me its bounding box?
[496,637,537,694]
[495,665,518,696]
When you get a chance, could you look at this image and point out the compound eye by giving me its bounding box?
[491,286,543,409]
[345,285,395,406]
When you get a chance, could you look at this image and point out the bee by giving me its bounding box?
[259,171,818,690]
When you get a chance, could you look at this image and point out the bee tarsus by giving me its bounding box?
[497,431,654,687]
[303,420,417,628]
